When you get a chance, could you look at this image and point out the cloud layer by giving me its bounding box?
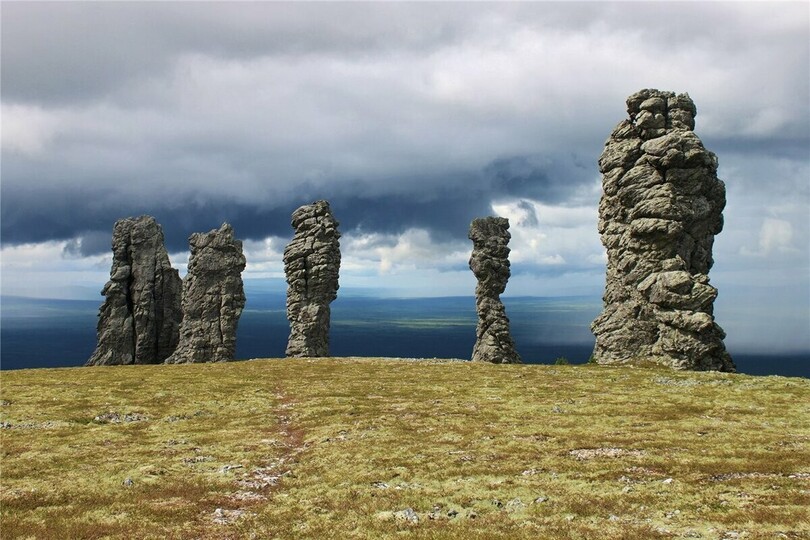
[2,2,808,351]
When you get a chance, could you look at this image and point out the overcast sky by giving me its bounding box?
[1,2,808,353]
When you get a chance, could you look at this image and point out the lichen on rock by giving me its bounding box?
[591,89,734,371]
[284,200,341,357]
[86,216,182,366]
[469,216,521,364]
[166,223,246,364]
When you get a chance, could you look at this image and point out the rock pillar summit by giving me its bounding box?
[469,217,521,364]
[86,216,182,366]
[284,200,341,357]
[591,89,734,371]
[166,223,246,364]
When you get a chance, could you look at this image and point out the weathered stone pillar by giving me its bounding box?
[284,200,341,357]
[469,217,521,364]
[86,216,182,366]
[591,89,734,371]
[166,223,246,364]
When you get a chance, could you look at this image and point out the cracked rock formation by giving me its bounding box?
[284,200,341,357]
[166,223,246,364]
[591,89,734,371]
[86,216,182,366]
[469,217,521,364]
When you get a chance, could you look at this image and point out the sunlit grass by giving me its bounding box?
[1,358,808,539]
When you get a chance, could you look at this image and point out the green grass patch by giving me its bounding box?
[1,358,808,538]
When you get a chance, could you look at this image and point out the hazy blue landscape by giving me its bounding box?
[2,291,807,378]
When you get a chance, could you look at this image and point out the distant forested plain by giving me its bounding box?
[1,293,807,377]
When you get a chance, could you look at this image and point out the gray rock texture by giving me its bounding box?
[284,200,341,357]
[469,217,521,364]
[166,223,246,364]
[591,89,734,371]
[86,216,182,366]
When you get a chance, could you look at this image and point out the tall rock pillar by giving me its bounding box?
[166,223,246,364]
[469,217,521,364]
[591,89,734,371]
[86,216,182,366]
[284,200,341,357]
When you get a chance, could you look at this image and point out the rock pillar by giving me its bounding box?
[86,216,182,366]
[166,223,246,363]
[591,89,734,371]
[469,217,521,364]
[284,200,341,357]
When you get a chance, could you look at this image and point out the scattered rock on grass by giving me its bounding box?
[393,507,419,524]
[568,447,645,460]
[211,507,249,525]
[94,412,149,423]
[506,498,526,512]
[427,505,443,520]
[229,490,267,502]
[237,467,287,489]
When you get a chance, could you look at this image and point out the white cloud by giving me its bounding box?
[739,218,799,257]
[0,104,61,155]
[759,219,795,253]
[491,199,602,268]
[0,241,110,299]
[341,229,469,276]
[241,237,286,278]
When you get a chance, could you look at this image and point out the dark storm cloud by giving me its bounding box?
[62,231,112,258]
[1,2,479,105]
[1,1,807,259]
[1,154,589,254]
[484,154,594,204]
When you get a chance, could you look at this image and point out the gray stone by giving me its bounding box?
[166,223,246,364]
[591,89,734,371]
[284,200,341,357]
[469,217,521,364]
[86,216,182,366]
[393,508,419,524]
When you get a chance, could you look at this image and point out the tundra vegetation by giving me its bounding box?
[1,358,808,539]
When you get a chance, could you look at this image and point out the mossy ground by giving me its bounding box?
[1,358,808,539]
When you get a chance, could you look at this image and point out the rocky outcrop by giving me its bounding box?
[284,200,341,357]
[166,223,246,364]
[591,89,734,371]
[469,217,521,364]
[86,216,182,366]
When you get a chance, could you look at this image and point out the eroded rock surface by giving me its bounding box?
[284,200,341,357]
[87,216,182,366]
[469,217,521,364]
[166,223,246,364]
[591,89,734,371]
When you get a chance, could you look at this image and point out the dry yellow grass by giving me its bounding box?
[1,358,808,539]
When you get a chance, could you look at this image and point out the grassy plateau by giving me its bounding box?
[1,358,808,539]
